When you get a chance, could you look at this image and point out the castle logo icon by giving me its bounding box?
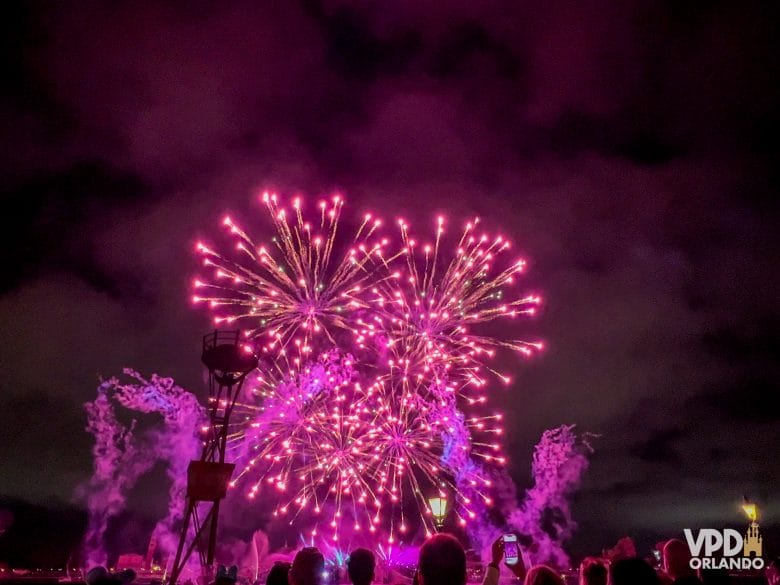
[743,521,762,557]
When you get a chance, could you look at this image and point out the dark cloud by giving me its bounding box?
[630,428,686,465]
[695,380,780,424]
[1,0,779,559]
[429,22,523,81]
[703,319,780,361]
[0,161,148,294]
[310,2,421,81]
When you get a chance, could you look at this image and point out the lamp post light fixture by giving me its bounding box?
[428,496,449,530]
[742,501,757,522]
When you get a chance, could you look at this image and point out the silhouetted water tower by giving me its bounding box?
[169,331,258,585]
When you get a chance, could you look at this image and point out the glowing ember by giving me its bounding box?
[742,502,757,522]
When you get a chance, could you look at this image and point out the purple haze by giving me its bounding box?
[81,366,591,568]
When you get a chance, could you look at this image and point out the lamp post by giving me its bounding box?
[428,496,449,531]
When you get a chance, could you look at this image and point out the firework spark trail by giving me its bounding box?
[224,350,509,542]
[366,216,543,391]
[193,193,545,544]
[194,194,399,352]
[81,370,206,565]
[232,353,381,539]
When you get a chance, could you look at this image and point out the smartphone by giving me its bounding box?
[503,534,520,566]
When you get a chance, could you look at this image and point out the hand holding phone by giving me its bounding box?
[503,534,519,566]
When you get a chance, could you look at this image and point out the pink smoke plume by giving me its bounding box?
[506,424,595,568]
[80,369,206,568]
[437,423,592,569]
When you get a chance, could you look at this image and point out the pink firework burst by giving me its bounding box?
[192,193,541,543]
[194,192,397,348]
[363,215,543,402]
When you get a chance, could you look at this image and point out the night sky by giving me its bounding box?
[1,0,779,560]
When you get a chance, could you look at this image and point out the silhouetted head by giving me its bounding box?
[86,566,109,585]
[417,533,466,585]
[215,565,238,585]
[672,578,704,585]
[116,569,136,585]
[290,547,325,585]
[766,558,780,585]
[347,548,375,585]
[699,567,730,585]
[524,565,565,585]
[610,558,659,585]
[85,566,129,585]
[579,557,607,585]
[663,539,694,579]
[265,561,290,585]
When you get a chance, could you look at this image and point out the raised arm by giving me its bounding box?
[482,536,504,585]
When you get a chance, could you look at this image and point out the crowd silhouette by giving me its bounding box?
[83,535,778,585]
[255,532,779,585]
